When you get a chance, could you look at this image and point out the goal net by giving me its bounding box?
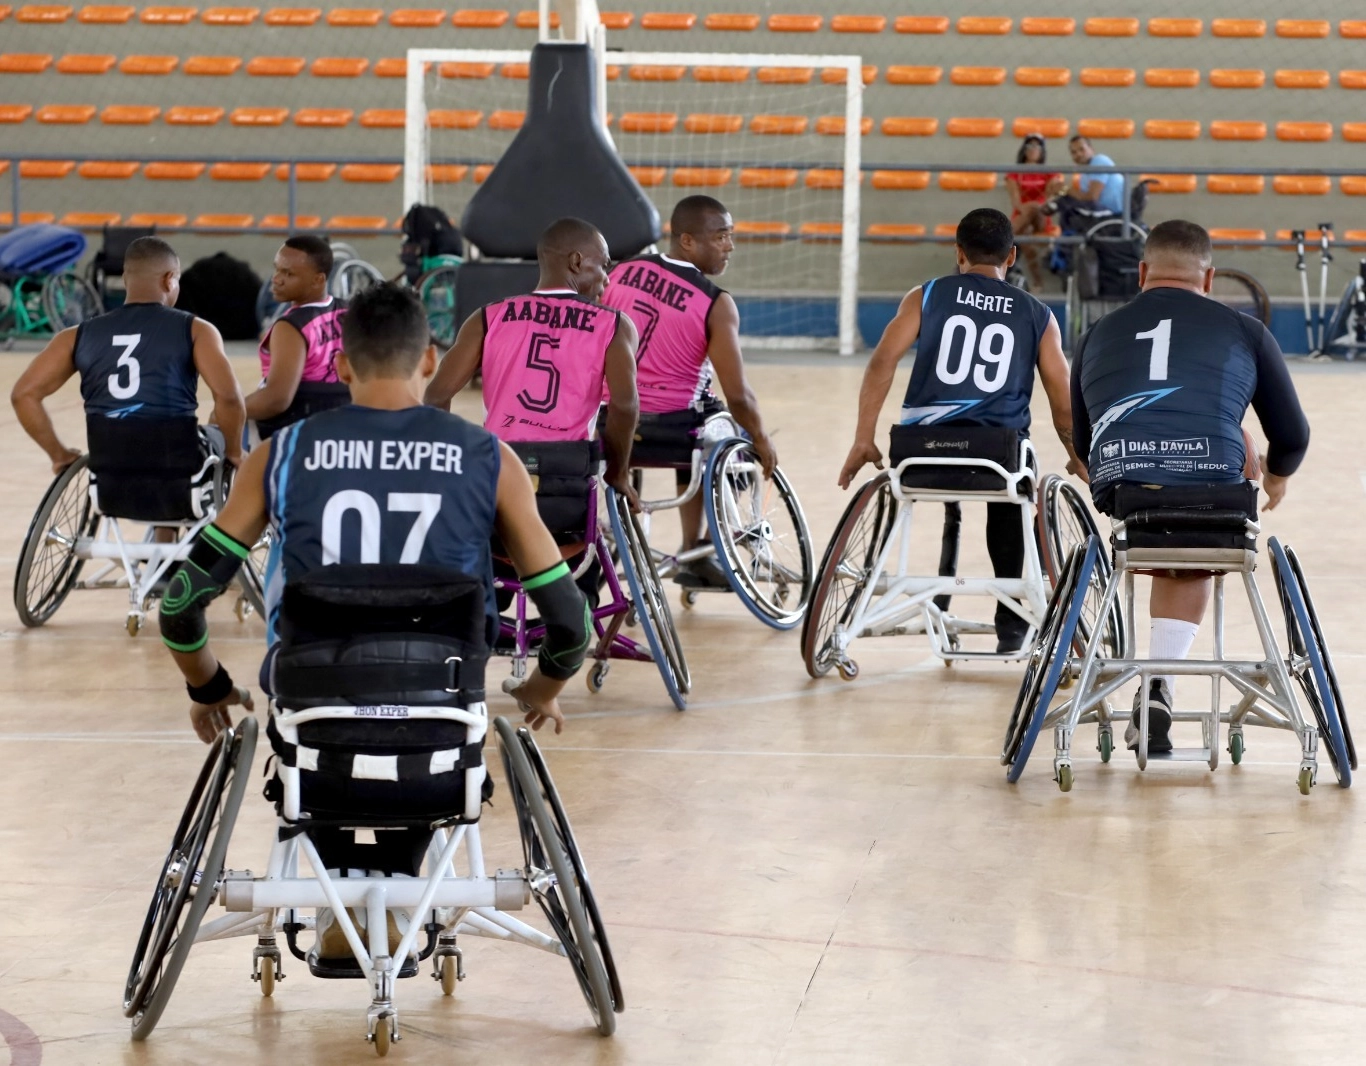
[404,48,863,354]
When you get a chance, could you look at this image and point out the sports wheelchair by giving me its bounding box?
[497,440,690,710]
[13,416,263,634]
[123,565,622,1054]
[1002,482,1354,794]
[802,425,1122,679]
[624,409,814,630]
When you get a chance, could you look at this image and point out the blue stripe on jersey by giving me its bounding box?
[921,278,936,309]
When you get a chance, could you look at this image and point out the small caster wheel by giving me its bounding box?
[1056,764,1074,792]
[1228,732,1244,765]
[234,596,254,623]
[1097,731,1113,763]
[438,956,458,996]
[126,614,142,637]
[586,662,609,694]
[373,1021,390,1057]
[836,659,859,682]
[681,590,697,609]
[1058,670,1075,691]
[626,608,638,628]
[1298,766,1314,795]
[259,963,275,998]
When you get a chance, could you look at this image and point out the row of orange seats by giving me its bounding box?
[2,7,1363,38]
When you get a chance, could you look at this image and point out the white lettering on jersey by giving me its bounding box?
[376,440,464,473]
[955,287,1014,315]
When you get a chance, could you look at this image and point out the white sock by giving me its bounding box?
[1149,617,1200,699]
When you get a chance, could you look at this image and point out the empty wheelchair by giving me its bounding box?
[498,440,690,711]
[625,409,814,630]
[13,417,262,633]
[1002,482,1354,794]
[123,565,622,1053]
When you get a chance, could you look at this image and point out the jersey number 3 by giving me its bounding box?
[935,314,1014,393]
[108,334,142,400]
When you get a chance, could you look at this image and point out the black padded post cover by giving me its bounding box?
[461,43,661,259]
[453,260,541,325]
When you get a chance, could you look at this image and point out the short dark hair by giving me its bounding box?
[1143,219,1213,267]
[537,217,603,261]
[1016,135,1046,166]
[283,234,333,277]
[670,195,729,238]
[955,208,1015,266]
[1069,134,1091,146]
[123,236,179,271]
[340,283,430,377]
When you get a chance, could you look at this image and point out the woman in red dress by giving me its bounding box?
[1006,134,1060,290]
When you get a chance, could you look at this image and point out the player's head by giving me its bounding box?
[337,282,436,384]
[1068,135,1094,165]
[669,195,734,276]
[537,217,611,300]
[1017,135,1046,165]
[272,235,333,304]
[954,208,1017,273]
[122,236,181,305]
[1140,219,1215,294]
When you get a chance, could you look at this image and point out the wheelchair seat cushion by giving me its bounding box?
[86,415,215,522]
[1110,481,1259,551]
[889,424,1025,493]
[507,439,599,544]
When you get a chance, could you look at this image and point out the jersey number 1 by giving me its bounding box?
[1136,319,1171,381]
[108,334,142,400]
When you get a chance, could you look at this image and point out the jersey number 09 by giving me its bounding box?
[935,314,1014,393]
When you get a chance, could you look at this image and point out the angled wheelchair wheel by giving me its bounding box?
[1002,540,1095,782]
[330,258,385,302]
[1270,539,1352,786]
[125,717,257,1039]
[703,439,814,630]
[801,472,896,679]
[41,271,102,330]
[496,717,617,1036]
[1038,474,1124,659]
[416,265,461,350]
[1283,545,1356,771]
[608,488,690,710]
[14,454,99,627]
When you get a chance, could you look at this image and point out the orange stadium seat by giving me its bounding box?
[0,213,59,225]
[887,66,942,85]
[598,12,632,29]
[0,54,55,73]
[144,162,207,178]
[1277,19,1329,38]
[750,115,808,134]
[703,13,758,30]
[195,215,255,229]
[1275,228,1332,244]
[1142,173,1196,193]
[127,212,189,227]
[933,224,959,237]
[821,65,877,85]
[881,116,938,136]
[951,67,1007,86]
[0,6,9,17]
[265,7,322,24]
[62,212,122,227]
[1149,18,1201,36]
[201,7,258,23]
[1209,70,1264,89]
[1081,68,1135,87]
[57,54,116,74]
[619,112,678,133]
[1015,68,1071,87]
[867,223,927,240]
[164,106,224,125]
[1344,122,1366,141]
[1341,71,1366,88]
[294,108,353,126]
[260,213,322,228]
[947,117,1004,137]
[1274,175,1332,194]
[513,8,556,27]
[486,110,523,129]
[815,116,872,136]
[120,56,179,74]
[140,5,195,21]
[1013,117,1070,138]
[1085,17,1137,36]
[425,164,469,183]
[1207,175,1265,194]
[958,16,1010,34]
[684,113,743,133]
[17,4,72,20]
[831,15,884,33]
[185,56,244,75]
[673,167,732,187]
[274,163,336,180]
[1144,119,1200,139]
[37,104,96,123]
[501,62,530,78]
[640,12,695,30]
[248,56,305,75]
[359,108,404,128]
[799,223,842,241]
[1021,17,1072,35]
[374,58,408,77]
[758,67,813,83]
[740,168,799,188]
[389,9,443,27]
[327,8,381,25]
[428,109,482,128]
[101,104,160,124]
[1277,121,1332,141]
[0,105,34,122]
[894,16,947,33]
[1145,69,1200,88]
[20,160,76,178]
[80,3,133,18]
[231,107,288,125]
[1275,70,1330,89]
[312,57,369,76]
[1342,178,1366,195]
[767,15,821,32]
[733,222,791,239]
[1343,21,1366,37]
[1078,118,1135,138]
[804,168,846,189]
[341,164,401,182]
[1211,19,1264,37]
[631,65,686,81]
[78,161,139,178]
[453,9,507,27]
[627,165,665,186]
[1207,228,1266,244]
[693,66,749,81]
[211,162,270,180]
[872,170,930,190]
[441,62,494,78]
[940,171,997,191]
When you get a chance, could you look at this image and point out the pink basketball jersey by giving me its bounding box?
[259,298,345,383]
[482,290,619,442]
[602,254,722,413]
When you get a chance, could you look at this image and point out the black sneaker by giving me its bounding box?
[995,609,1030,655]
[672,554,731,590]
[1126,680,1174,754]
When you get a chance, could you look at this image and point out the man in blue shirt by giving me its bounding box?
[1050,135,1125,215]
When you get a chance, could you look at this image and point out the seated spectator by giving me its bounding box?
[1045,135,1125,217]
[1006,134,1061,290]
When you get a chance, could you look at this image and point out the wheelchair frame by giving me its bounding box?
[124,711,622,1054]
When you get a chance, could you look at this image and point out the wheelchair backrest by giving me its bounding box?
[1111,482,1259,551]
[889,424,1026,493]
[86,415,209,522]
[506,439,601,545]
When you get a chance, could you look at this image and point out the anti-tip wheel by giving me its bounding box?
[1229,732,1245,765]
[681,590,697,609]
[126,614,142,636]
[1057,764,1074,792]
[585,662,609,694]
[373,1019,391,1057]
[258,964,274,998]
[1098,731,1113,763]
[1298,767,1314,795]
[439,956,458,996]
[836,659,859,682]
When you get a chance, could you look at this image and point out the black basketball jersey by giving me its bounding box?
[73,302,198,420]
[900,273,1053,430]
[1077,287,1262,496]
[263,405,502,638]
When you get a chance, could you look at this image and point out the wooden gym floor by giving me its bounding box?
[1,351,1364,1065]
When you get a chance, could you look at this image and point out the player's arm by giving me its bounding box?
[1247,322,1310,510]
[190,317,246,466]
[706,292,777,477]
[493,440,591,734]
[1036,312,1087,481]
[837,286,923,489]
[424,310,486,411]
[600,312,640,495]
[1075,172,1104,203]
[244,320,306,422]
[159,444,271,742]
[10,327,82,473]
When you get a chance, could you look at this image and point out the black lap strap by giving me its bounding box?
[273,659,464,699]
[1123,509,1252,531]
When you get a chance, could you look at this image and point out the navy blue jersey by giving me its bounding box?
[263,404,501,638]
[900,273,1053,430]
[73,303,198,420]
[1072,287,1309,504]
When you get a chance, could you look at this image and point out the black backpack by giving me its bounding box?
[400,204,463,283]
[175,251,265,339]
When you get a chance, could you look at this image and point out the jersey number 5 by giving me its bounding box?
[321,491,441,565]
[935,314,1014,393]
[1135,319,1172,381]
[517,332,561,414]
[108,334,142,400]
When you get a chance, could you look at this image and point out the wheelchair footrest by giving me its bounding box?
[307,954,420,980]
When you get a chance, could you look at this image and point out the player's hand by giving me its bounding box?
[751,434,779,479]
[225,450,245,469]
[838,440,884,490]
[190,685,255,744]
[50,446,82,475]
[1065,456,1090,483]
[1262,464,1288,511]
[502,673,565,735]
[606,469,641,512]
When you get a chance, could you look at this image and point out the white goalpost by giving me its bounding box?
[403,45,863,355]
